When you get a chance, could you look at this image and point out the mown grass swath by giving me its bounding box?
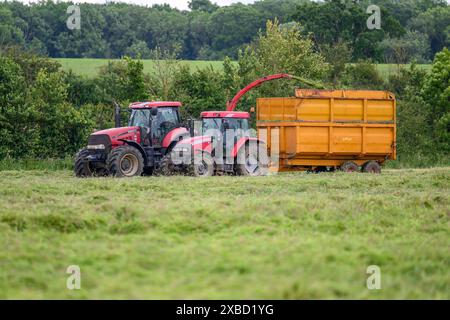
[0,168,448,299]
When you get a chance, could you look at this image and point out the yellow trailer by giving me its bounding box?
[256,89,396,173]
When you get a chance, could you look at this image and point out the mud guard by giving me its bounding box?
[118,139,148,166]
[231,137,261,158]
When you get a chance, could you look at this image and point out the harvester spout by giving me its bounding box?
[226,73,324,111]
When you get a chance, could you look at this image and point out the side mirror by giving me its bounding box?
[150,107,158,116]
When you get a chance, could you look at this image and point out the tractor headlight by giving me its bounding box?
[87,144,106,150]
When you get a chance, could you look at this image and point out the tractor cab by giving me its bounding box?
[129,101,182,146]
[200,111,251,138]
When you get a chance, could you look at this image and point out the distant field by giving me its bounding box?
[0,168,448,299]
[55,58,225,77]
[376,63,432,80]
[55,58,432,79]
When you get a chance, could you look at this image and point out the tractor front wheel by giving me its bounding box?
[189,153,214,177]
[154,155,175,176]
[74,148,94,177]
[107,146,144,178]
[236,143,269,176]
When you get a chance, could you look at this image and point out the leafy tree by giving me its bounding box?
[409,6,450,57]
[234,19,328,112]
[124,57,147,102]
[171,64,227,118]
[148,47,181,100]
[208,4,263,58]
[421,48,450,152]
[238,20,328,84]
[320,41,353,84]
[0,7,25,48]
[30,70,94,157]
[0,56,31,158]
[380,31,430,63]
[188,0,218,13]
[185,10,211,59]
[125,41,151,59]
[342,60,385,89]
[292,0,405,61]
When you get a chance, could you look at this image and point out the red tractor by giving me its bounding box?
[74,101,188,177]
[164,110,269,177]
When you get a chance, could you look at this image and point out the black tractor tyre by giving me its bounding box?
[107,145,144,178]
[362,160,381,174]
[188,153,214,177]
[236,143,269,176]
[74,148,93,177]
[153,155,175,176]
[340,161,359,173]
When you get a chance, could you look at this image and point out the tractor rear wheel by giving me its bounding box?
[340,161,359,173]
[107,146,144,178]
[362,161,381,174]
[189,153,214,177]
[74,148,94,177]
[236,143,269,176]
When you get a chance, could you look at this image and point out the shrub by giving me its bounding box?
[342,60,385,89]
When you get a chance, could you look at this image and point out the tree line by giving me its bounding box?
[0,0,449,62]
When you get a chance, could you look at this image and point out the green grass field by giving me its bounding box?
[55,58,432,79]
[56,58,225,77]
[0,168,448,299]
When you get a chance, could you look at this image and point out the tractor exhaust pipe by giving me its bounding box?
[114,101,121,128]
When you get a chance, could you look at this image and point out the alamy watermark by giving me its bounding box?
[366,5,381,30]
[66,5,81,30]
[366,265,381,290]
[66,265,81,290]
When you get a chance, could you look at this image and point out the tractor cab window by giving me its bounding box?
[129,109,151,128]
[202,118,249,134]
[129,107,180,146]
[221,118,249,133]
[129,107,180,130]
[152,107,180,139]
[202,118,221,133]
[150,107,180,144]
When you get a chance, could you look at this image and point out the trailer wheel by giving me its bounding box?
[362,161,381,174]
[340,161,359,173]
[236,143,269,176]
[189,153,214,177]
[107,146,144,178]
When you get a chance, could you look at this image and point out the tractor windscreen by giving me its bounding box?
[129,109,151,127]
[202,118,250,133]
[129,107,181,144]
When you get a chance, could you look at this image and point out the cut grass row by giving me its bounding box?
[0,168,448,299]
